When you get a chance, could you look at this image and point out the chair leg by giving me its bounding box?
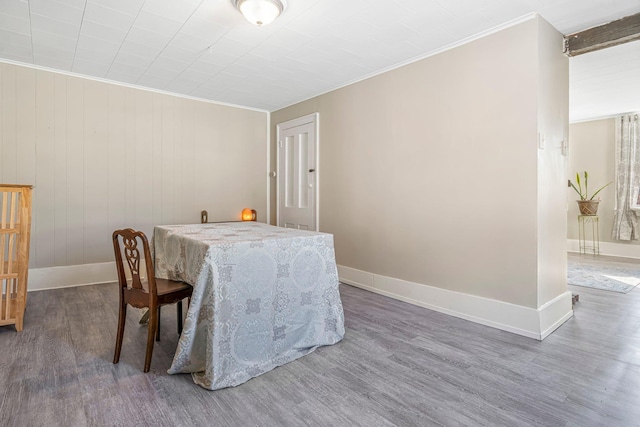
[155,306,161,341]
[113,296,127,364]
[177,300,183,335]
[144,306,158,372]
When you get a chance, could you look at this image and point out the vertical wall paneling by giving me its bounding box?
[53,74,68,266]
[124,90,136,230]
[161,95,175,225]
[35,70,55,267]
[192,103,208,220]
[0,63,268,273]
[83,80,109,263]
[151,94,163,229]
[65,78,85,265]
[15,67,36,266]
[173,98,184,222]
[212,105,230,207]
[209,105,222,215]
[134,91,153,235]
[107,85,126,238]
[180,99,195,223]
[1,64,18,184]
[15,68,36,184]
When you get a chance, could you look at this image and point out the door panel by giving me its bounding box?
[277,116,317,231]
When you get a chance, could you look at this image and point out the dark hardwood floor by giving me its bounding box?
[1,255,640,426]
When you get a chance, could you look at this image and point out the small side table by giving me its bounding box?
[578,215,599,255]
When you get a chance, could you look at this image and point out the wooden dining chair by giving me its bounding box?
[112,228,193,372]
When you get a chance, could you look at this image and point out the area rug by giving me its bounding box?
[568,260,640,293]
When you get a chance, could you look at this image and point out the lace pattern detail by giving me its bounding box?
[154,222,345,390]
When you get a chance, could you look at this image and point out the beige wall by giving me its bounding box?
[567,118,620,243]
[272,17,568,310]
[536,18,569,306]
[0,62,268,269]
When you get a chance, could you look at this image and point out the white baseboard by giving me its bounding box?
[28,260,149,291]
[567,239,640,259]
[338,265,573,341]
[28,262,117,291]
[29,261,574,341]
[538,292,574,340]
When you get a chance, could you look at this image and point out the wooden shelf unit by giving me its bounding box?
[0,184,33,331]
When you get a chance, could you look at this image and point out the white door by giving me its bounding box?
[277,113,318,230]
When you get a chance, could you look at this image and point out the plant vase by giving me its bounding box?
[577,200,599,215]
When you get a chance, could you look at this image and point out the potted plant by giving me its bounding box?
[569,171,612,215]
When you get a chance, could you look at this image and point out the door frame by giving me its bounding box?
[276,112,320,230]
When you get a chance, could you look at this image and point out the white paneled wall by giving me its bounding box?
[0,62,268,270]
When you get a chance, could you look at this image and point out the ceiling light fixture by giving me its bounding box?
[232,0,286,27]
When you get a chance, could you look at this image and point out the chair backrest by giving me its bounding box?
[112,229,157,301]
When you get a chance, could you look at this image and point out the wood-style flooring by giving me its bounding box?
[1,254,640,426]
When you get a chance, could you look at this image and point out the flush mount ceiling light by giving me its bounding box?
[232,0,286,26]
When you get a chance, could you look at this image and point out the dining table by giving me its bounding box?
[153,221,345,390]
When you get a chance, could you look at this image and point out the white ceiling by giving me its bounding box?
[0,0,639,115]
[570,39,640,122]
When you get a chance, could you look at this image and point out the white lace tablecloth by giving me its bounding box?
[153,222,345,390]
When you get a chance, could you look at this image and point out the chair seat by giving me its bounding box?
[135,278,192,301]
[155,278,192,307]
[155,278,192,296]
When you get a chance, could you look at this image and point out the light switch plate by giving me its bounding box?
[538,132,545,149]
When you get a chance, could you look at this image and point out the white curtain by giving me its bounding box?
[612,114,640,240]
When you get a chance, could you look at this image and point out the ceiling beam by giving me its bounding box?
[564,12,640,57]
